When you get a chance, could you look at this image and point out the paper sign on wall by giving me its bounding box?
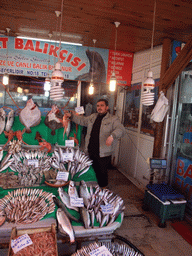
[65,140,74,147]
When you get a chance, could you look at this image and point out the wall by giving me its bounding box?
[116,46,163,191]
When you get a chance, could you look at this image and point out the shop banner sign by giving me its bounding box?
[0,36,133,86]
[174,156,192,200]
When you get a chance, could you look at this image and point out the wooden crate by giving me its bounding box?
[8,223,58,256]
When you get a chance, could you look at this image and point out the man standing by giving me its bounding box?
[68,99,125,188]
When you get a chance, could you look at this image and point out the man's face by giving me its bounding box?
[97,101,109,114]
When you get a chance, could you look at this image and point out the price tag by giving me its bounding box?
[70,197,84,207]
[11,234,33,254]
[56,171,69,181]
[89,245,113,256]
[100,204,114,215]
[63,152,73,161]
[75,106,85,115]
[27,159,39,167]
[65,140,74,147]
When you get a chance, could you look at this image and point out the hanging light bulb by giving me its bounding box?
[141,0,156,106]
[50,62,64,100]
[88,39,96,95]
[3,73,9,85]
[3,28,11,86]
[88,79,94,95]
[50,1,65,101]
[109,22,120,92]
[44,91,49,97]
[44,77,51,91]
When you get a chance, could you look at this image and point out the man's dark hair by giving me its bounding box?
[97,98,108,106]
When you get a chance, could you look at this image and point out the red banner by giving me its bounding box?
[107,50,133,86]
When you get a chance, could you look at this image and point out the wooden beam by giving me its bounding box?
[160,35,192,91]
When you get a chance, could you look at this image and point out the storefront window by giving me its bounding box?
[124,80,159,135]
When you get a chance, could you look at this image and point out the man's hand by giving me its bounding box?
[106,135,114,146]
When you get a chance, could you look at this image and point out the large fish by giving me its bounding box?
[79,180,91,208]
[0,108,6,134]
[53,196,80,223]
[44,104,63,135]
[19,99,41,133]
[5,109,14,132]
[57,208,75,243]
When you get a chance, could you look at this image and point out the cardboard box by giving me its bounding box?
[8,223,58,256]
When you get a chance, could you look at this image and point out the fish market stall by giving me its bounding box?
[0,103,125,255]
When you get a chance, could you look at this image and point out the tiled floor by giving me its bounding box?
[108,168,192,256]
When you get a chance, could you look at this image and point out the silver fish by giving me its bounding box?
[57,208,75,243]
[5,109,14,132]
[58,187,79,212]
[80,207,91,229]
[0,108,6,135]
[53,196,80,223]
[79,180,91,208]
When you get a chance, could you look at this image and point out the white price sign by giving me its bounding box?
[70,196,84,207]
[100,204,114,215]
[56,171,69,181]
[75,106,85,115]
[11,234,33,254]
[63,152,73,161]
[89,245,113,256]
[65,140,74,147]
[27,159,39,167]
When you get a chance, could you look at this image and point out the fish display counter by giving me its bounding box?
[0,103,125,254]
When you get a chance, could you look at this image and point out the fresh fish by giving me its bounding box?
[5,109,14,132]
[58,114,71,139]
[57,208,75,243]
[58,187,79,212]
[79,180,91,208]
[80,207,91,229]
[0,108,6,135]
[68,181,79,198]
[0,147,3,162]
[53,196,80,223]
[44,104,63,135]
[19,99,41,133]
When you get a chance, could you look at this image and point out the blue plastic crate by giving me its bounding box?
[146,183,185,202]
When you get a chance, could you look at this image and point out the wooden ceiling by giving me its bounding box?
[0,0,192,53]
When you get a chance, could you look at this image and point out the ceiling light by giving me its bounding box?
[44,91,49,97]
[23,95,28,101]
[44,77,51,91]
[141,0,156,106]
[109,22,120,92]
[17,87,23,93]
[3,74,9,85]
[88,79,94,95]
[109,71,117,92]
[17,36,82,46]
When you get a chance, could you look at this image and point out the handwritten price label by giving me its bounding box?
[75,106,85,115]
[89,245,113,256]
[56,171,69,181]
[11,234,33,254]
[70,196,84,207]
[65,140,75,148]
[100,204,114,215]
